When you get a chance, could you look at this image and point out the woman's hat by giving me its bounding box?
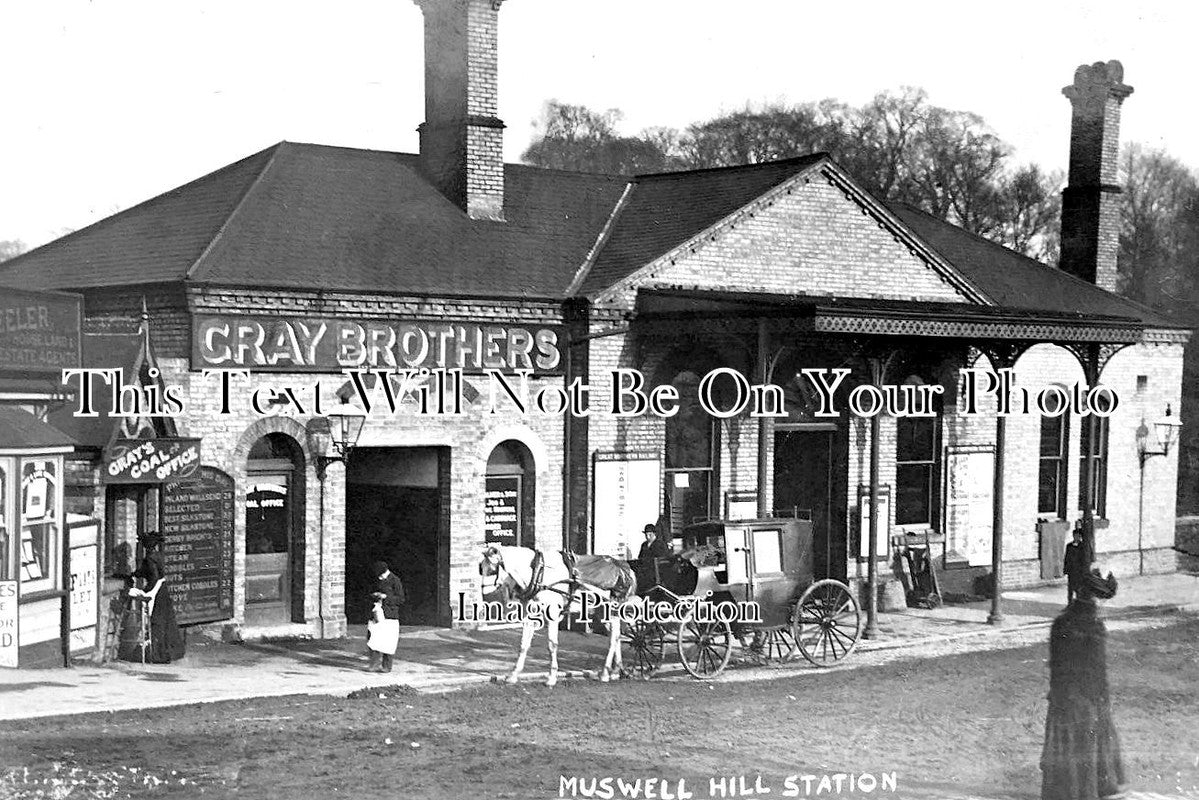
[1078,569,1118,600]
[371,560,389,576]
[139,530,164,547]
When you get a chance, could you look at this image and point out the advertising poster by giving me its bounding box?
[0,581,17,668]
[0,4,1196,800]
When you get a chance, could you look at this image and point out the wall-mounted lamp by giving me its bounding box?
[1135,404,1183,575]
[306,399,366,636]
[1136,404,1183,464]
[308,400,367,478]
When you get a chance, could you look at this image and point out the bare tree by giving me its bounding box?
[1118,143,1199,308]
[0,239,26,262]
[521,101,678,175]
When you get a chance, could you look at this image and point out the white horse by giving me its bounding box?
[479,545,636,687]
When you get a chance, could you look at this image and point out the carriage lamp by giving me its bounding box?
[1136,404,1183,464]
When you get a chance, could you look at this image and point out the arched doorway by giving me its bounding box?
[485,440,535,548]
[244,432,305,626]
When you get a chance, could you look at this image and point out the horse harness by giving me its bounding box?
[513,548,584,603]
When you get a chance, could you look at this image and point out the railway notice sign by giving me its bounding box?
[163,466,235,626]
[592,452,661,559]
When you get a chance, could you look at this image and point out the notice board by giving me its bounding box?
[592,452,660,558]
[944,445,994,567]
[162,467,235,625]
[484,475,521,546]
[67,518,100,653]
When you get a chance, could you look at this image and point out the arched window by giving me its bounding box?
[485,440,535,548]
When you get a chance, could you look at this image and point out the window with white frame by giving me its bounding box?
[1038,410,1070,517]
[895,412,941,527]
[19,457,61,593]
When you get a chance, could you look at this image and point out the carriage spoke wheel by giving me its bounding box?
[790,579,861,667]
[621,620,665,678]
[746,628,795,663]
[677,618,733,679]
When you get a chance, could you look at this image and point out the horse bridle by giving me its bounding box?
[480,547,574,603]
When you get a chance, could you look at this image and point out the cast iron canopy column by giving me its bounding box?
[973,342,1031,625]
[860,349,898,640]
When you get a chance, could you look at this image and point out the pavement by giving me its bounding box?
[1,571,1196,722]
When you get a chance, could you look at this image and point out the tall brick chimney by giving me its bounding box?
[413,0,506,222]
[1059,60,1133,291]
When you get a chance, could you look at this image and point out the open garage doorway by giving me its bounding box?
[345,447,450,627]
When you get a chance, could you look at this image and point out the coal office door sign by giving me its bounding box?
[162,467,235,625]
[484,476,520,547]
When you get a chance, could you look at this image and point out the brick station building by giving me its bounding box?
[0,1,1189,639]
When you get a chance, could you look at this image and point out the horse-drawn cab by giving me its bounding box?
[622,515,861,680]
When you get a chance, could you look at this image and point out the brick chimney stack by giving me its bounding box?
[413,0,506,221]
[1059,60,1133,291]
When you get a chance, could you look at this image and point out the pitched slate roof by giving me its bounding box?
[0,142,627,299]
[47,330,144,449]
[573,155,825,296]
[1,148,275,289]
[0,142,1181,331]
[0,407,77,450]
[887,203,1183,328]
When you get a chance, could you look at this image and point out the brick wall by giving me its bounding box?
[82,284,190,358]
[598,167,972,309]
[69,285,571,635]
[157,346,567,634]
[1179,516,1199,555]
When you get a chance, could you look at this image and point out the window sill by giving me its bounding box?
[895,529,945,546]
[19,588,67,604]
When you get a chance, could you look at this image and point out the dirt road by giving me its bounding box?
[2,615,1197,799]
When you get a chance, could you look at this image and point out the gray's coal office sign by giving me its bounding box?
[103,438,201,484]
[192,315,563,373]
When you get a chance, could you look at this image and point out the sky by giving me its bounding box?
[1,0,1196,250]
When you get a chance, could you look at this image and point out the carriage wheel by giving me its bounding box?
[746,628,795,663]
[621,620,666,678]
[676,618,733,679]
[790,579,861,667]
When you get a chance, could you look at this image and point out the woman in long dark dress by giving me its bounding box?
[119,531,186,663]
[1041,569,1124,800]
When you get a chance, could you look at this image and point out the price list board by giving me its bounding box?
[162,466,235,625]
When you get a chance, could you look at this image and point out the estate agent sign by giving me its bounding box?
[0,287,81,373]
